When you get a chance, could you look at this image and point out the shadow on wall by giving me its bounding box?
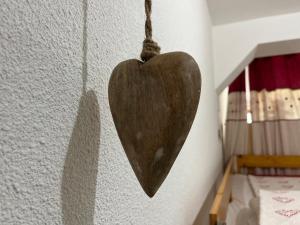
[61,0,100,224]
[61,90,100,225]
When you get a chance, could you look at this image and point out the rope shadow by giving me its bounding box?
[61,0,100,224]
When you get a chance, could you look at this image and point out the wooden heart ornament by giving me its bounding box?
[108,52,201,197]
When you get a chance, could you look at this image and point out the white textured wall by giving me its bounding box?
[0,0,221,224]
[213,12,300,92]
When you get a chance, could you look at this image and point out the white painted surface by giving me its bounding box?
[207,0,300,25]
[0,0,222,224]
[213,12,300,92]
[219,87,228,138]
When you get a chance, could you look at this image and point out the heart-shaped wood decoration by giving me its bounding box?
[108,52,201,197]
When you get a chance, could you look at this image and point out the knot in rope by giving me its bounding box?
[140,0,161,61]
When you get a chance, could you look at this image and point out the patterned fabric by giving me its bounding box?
[260,190,300,225]
[249,175,300,196]
[227,89,300,121]
[227,175,300,225]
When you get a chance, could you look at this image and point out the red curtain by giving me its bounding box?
[229,53,300,92]
[229,71,245,93]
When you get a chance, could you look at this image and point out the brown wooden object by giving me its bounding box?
[108,52,201,197]
[237,155,300,173]
[209,157,233,225]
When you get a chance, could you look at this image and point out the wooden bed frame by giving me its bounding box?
[209,155,300,225]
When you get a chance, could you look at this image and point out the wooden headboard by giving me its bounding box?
[237,155,300,172]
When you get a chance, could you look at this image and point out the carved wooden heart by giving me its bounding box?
[108,52,201,197]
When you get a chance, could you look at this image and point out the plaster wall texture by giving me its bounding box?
[213,12,300,92]
[0,0,221,224]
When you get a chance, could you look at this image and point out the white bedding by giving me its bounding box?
[226,175,300,225]
[231,174,255,205]
[248,175,300,196]
[227,201,245,225]
[260,190,300,225]
[226,174,255,225]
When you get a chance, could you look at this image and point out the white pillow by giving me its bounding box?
[236,208,258,225]
[249,197,260,218]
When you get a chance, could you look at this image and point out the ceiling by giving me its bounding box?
[207,0,300,25]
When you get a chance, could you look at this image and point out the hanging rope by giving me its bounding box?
[140,0,161,61]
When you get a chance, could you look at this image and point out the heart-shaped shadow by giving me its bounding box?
[109,52,201,197]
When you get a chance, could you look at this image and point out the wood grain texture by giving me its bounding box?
[108,52,201,197]
[237,155,300,172]
[210,158,233,225]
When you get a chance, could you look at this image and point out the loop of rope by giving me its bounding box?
[140,0,160,61]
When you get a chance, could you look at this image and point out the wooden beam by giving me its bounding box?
[237,155,300,171]
[209,158,233,225]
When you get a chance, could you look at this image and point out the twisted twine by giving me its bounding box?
[140,0,161,61]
